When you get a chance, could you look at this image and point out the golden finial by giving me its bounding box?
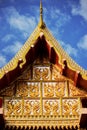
[40,0,43,23]
[38,0,45,28]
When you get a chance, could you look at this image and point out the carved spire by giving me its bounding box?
[38,0,45,28]
[40,0,43,25]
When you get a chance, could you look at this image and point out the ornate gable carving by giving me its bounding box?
[69,82,87,97]
[1,61,87,127]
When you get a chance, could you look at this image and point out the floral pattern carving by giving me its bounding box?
[5,99,22,116]
[16,82,29,97]
[43,100,60,116]
[16,82,40,97]
[43,83,54,97]
[52,66,64,80]
[24,100,40,116]
[33,66,50,80]
[3,64,82,120]
[55,82,65,97]
[62,99,79,116]
[69,82,87,96]
[28,83,40,97]
[43,82,65,97]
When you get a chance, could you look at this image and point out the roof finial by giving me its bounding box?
[38,0,45,28]
[40,0,43,24]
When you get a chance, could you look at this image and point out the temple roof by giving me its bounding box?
[0,1,87,91]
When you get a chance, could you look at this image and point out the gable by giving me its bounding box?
[0,57,86,127]
[0,1,87,129]
[0,57,87,97]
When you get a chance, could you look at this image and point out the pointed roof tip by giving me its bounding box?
[38,0,46,29]
[40,0,42,7]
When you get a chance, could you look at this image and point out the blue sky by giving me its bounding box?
[0,0,87,70]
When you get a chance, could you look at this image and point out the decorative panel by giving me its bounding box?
[43,100,60,116]
[28,82,40,98]
[4,99,22,117]
[16,81,40,97]
[62,99,79,116]
[43,82,54,97]
[69,82,87,97]
[33,66,50,80]
[42,82,66,98]
[3,63,82,125]
[52,66,64,80]
[55,82,65,97]
[24,100,40,116]
[16,81,29,97]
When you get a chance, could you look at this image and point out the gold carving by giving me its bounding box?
[52,66,64,80]
[5,99,22,116]
[72,101,79,116]
[24,100,31,116]
[43,100,60,116]
[43,83,54,97]
[55,82,65,97]
[43,82,65,97]
[43,101,50,115]
[62,99,79,116]
[52,101,59,115]
[69,82,87,96]
[33,101,40,115]
[29,83,40,97]
[63,100,70,116]
[16,82,28,97]
[16,82,40,97]
[3,63,82,127]
[33,66,50,80]
[24,100,40,116]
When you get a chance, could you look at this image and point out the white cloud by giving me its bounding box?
[50,9,61,19]
[2,34,15,42]
[44,8,71,39]
[45,8,71,28]
[60,40,78,57]
[72,0,87,21]
[0,54,7,68]
[2,7,37,34]
[3,41,23,54]
[77,34,87,50]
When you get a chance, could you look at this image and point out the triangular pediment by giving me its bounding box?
[0,58,87,97]
[0,27,87,92]
[0,57,87,128]
[0,1,87,128]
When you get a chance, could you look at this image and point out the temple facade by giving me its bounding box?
[0,1,87,130]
